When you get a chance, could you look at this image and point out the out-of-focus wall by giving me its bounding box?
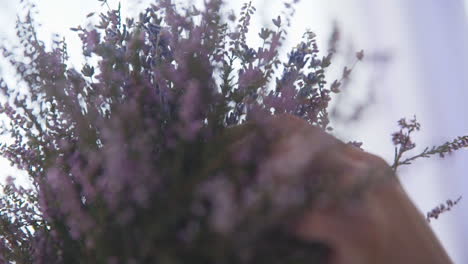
[400,1,468,263]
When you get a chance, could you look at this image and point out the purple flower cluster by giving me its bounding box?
[0,0,466,263]
[0,0,345,263]
[426,197,462,222]
[391,116,468,172]
[392,117,420,154]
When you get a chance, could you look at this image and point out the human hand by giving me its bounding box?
[258,114,453,264]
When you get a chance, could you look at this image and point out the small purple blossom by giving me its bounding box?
[427,197,462,222]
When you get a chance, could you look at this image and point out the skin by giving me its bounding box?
[258,114,453,264]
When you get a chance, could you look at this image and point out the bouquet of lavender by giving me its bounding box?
[0,0,465,263]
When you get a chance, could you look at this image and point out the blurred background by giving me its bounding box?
[1,0,468,262]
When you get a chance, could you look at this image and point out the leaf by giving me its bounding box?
[330,80,341,93]
[258,28,271,40]
[342,67,352,79]
[272,16,281,27]
[321,54,332,68]
[356,49,364,61]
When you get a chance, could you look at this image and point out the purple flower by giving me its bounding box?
[1,0,464,263]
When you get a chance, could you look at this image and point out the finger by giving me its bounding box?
[291,149,390,264]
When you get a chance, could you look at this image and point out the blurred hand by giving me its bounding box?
[261,114,452,264]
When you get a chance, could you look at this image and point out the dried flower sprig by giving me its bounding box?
[390,116,467,221]
[391,116,468,171]
[426,196,462,222]
[391,116,421,170]
[396,135,468,169]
